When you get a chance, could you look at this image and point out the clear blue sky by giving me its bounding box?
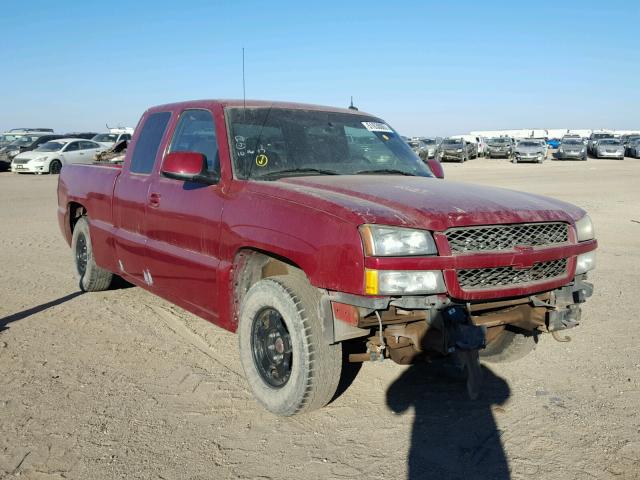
[1,0,638,136]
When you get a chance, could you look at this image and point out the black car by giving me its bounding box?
[63,132,99,140]
[8,128,54,133]
[0,134,64,170]
[621,134,640,156]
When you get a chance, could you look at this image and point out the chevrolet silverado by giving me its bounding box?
[57,100,597,415]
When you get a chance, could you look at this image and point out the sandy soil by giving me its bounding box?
[0,157,639,480]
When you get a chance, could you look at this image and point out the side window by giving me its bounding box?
[130,112,171,174]
[65,142,79,152]
[168,109,219,174]
[79,141,96,150]
[122,134,131,141]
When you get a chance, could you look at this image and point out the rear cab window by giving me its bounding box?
[130,112,172,174]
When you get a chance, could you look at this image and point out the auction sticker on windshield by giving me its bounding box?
[362,122,394,133]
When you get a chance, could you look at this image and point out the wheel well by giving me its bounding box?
[231,249,303,327]
[69,202,86,232]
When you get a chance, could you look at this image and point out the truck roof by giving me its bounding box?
[146,99,373,117]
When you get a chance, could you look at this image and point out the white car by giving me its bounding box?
[11,138,106,174]
[92,131,132,147]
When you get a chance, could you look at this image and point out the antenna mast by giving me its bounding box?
[242,47,246,112]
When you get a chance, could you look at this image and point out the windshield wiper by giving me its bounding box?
[354,168,417,176]
[255,168,340,180]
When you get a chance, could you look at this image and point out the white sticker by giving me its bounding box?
[362,122,394,133]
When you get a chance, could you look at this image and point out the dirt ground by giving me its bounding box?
[1,156,639,480]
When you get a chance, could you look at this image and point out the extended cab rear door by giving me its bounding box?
[112,111,172,282]
[143,107,225,319]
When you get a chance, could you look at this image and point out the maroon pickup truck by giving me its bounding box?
[58,100,597,415]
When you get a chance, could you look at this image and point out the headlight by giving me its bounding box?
[359,225,438,256]
[456,148,463,152]
[365,269,446,295]
[575,215,594,242]
[8,150,19,157]
[575,251,596,275]
[559,148,564,152]
[34,156,48,163]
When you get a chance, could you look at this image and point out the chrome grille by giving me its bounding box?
[12,158,29,165]
[445,222,568,254]
[457,258,567,290]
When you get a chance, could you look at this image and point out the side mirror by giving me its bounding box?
[161,151,217,185]
[427,158,444,179]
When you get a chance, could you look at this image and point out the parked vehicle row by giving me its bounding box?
[0,127,133,173]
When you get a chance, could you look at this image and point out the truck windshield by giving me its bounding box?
[225,107,433,180]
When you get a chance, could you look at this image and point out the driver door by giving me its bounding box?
[144,108,225,319]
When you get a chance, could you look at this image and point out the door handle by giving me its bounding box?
[149,192,161,208]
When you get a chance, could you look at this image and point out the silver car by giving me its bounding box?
[588,132,613,155]
[408,138,438,159]
[595,138,625,159]
[513,140,546,163]
[556,138,587,161]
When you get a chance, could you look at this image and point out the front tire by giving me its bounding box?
[71,217,113,292]
[238,274,342,416]
[49,159,62,175]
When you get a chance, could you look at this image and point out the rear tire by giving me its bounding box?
[480,329,538,363]
[72,217,113,292]
[238,274,342,416]
[49,160,62,175]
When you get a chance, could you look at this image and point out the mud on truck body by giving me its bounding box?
[57,100,597,416]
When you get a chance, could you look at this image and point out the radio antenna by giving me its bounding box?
[242,47,246,115]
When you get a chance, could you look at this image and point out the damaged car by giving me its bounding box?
[437,137,477,162]
[485,137,514,159]
[513,140,546,163]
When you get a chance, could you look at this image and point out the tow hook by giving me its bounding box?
[551,331,571,343]
[366,311,387,362]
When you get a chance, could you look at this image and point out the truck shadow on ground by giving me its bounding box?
[386,360,511,480]
[0,291,84,334]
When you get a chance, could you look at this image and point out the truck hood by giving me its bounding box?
[255,176,585,231]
